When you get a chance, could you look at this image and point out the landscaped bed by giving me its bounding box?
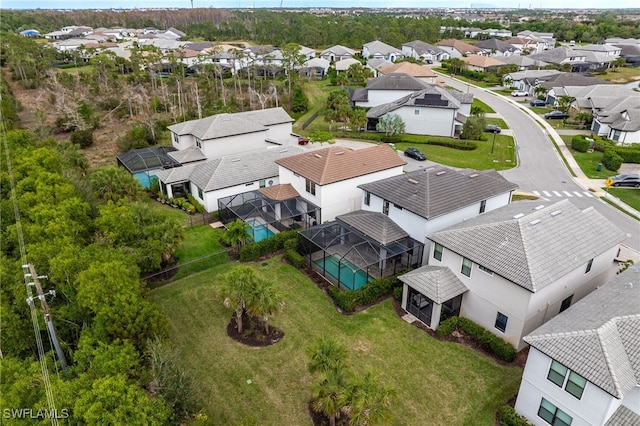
[150,256,523,425]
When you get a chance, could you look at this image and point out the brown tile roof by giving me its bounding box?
[460,54,506,69]
[276,144,406,185]
[378,62,437,78]
[258,183,300,201]
[437,39,483,54]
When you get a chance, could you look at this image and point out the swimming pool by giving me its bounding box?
[314,255,370,291]
[247,219,275,242]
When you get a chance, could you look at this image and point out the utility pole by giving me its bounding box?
[25,264,67,370]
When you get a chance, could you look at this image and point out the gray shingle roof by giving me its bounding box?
[168,147,207,164]
[157,147,302,192]
[167,107,293,140]
[525,264,640,399]
[363,40,402,56]
[474,38,518,53]
[366,85,472,118]
[499,55,549,68]
[365,73,430,91]
[538,73,609,89]
[359,167,518,220]
[336,210,408,245]
[399,266,468,304]
[605,405,640,425]
[528,47,586,64]
[402,40,445,56]
[429,199,627,292]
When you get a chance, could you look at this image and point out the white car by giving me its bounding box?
[511,90,528,97]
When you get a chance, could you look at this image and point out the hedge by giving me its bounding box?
[602,148,623,172]
[428,139,478,150]
[239,230,299,261]
[326,274,409,313]
[436,317,517,362]
[570,135,591,153]
[499,406,533,426]
[285,249,304,268]
[614,146,640,163]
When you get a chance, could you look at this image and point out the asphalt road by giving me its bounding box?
[440,76,640,253]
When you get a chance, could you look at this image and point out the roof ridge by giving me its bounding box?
[595,321,624,398]
[515,218,537,291]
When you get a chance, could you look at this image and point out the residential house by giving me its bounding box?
[156,146,303,212]
[168,107,295,160]
[514,264,640,426]
[334,57,363,74]
[573,43,621,59]
[358,166,518,263]
[499,55,549,71]
[297,45,317,61]
[117,146,181,188]
[362,40,404,62]
[528,47,588,71]
[546,84,636,115]
[420,199,627,350]
[436,39,485,58]
[377,62,438,84]
[366,58,395,77]
[365,86,473,137]
[320,45,356,62]
[19,29,39,37]
[592,96,640,145]
[401,40,449,63]
[350,73,430,108]
[516,30,556,52]
[298,57,331,79]
[275,144,406,222]
[505,37,541,55]
[502,70,563,94]
[137,38,185,54]
[474,38,521,57]
[539,74,610,104]
[460,54,506,72]
[158,27,186,40]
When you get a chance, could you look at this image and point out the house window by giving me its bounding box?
[547,360,568,387]
[434,243,443,261]
[479,200,487,214]
[585,259,593,274]
[364,191,370,206]
[559,295,573,313]
[172,133,179,144]
[494,312,508,332]
[197,186,203,199]
[461,257,472,277]
[612,130,621,141]
[259,179,266,188]
[537,398,573,426]
[414,107,420,115]
[565,372,587,399]
[305,179,316,196]
[479,265,493,275]
[196,138,202,149]
[383,200,390,215]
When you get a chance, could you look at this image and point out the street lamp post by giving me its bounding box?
[491,130,497,154]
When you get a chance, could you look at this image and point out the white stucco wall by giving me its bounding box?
[194,176,280,213]
[265,122,294,142]
[393,106,457,137]
[199,131,270,159]
[515,347,621,426]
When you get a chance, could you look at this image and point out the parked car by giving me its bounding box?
[297,136,309,145]
[610,173,640,188]
[404,147,427,161]
[484,124,501,133]
[530,99,546,106]
[425,59,433,64]
[511,90,528,97]
[544,110,570,119]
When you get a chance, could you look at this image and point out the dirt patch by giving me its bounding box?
[308,400,350,426]
[226,312,284,347]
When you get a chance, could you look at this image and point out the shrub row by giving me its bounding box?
[570,135,592,153]
[239,230,299,261]
[327,276,402,313]
[186,194,206,214]
[283,236,304,268]
[602,148,623,171]
[428,139,478,150]
[614,146,640,163]
[499,406,533,426]
[436,317,517,362]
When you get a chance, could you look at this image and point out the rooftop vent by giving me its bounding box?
[529,219,542,226]
[335,151,345,156]
[436,171,446,176]
[408,178,418,184]
[313,153,322,158]
[279,149,289,153]
[513,213,524,219]
[231,158,241,162]
[534,205,545,210]
[550,210,562,216]
[469,173,479,178]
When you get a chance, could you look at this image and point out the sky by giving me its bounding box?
[3,0,640,9]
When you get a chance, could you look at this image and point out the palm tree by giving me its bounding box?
[223,219,253,252]
[342,370,394,426]
[222,266,259,334]
[307,337,348,374]
[246,279,284,334]
[311,368,348,426]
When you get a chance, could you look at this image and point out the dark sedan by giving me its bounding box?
[484,124,502,133]
[404,147,427,161]
[544,110,570,119]
[610,173,640,188]
[530,99,546,106]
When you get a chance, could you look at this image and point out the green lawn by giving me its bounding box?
[595,67,640,84]
[168,226,229,282]
[486,118,508,129]
[529,106,551,114]
[472,98,495,114]
[150,258,522,426]
[605,188,640,212]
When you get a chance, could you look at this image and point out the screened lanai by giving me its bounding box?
[298,210,424,291]
[217,184,321,240]
[116,146,181,188]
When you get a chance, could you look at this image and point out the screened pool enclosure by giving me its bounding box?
[298,211,424,290]
[116,146,181,188]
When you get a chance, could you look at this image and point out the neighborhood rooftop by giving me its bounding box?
[525,264,640,400]
[367,85,473,118]
[275,144,406,186]
[336,210,409,246]
[358,167,518,220]
[428,199,628,292]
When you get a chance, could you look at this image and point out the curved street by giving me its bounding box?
[439,75,640,254]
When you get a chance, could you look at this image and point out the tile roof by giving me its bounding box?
[525,264,640,399]
[335,58,362,71]
[320,45,356,56]
[505,70,561,81]
[167,107,293,140]
[365,73,430,91]
[402,40,445,56]
[604,405,640,425]
[428,199,627,292]
[596,99,640,132]
[437,39,484,54]
[367,58,395,70]
[168,147,207,164]
[359,167,517,220]
[528,47,587,64]
[336,210,408,245]
[366,85,472,118]
[399,266,468,304]
[474,38,519,53]
[499,55,549,68]
[363,40,402,56]
[538,73,609,89]
[258,183,299,201]
[275,144,405,185]
[460,54,506,69]
[378,62,437,78]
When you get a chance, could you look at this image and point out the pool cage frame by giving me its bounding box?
[217,190,321,238]
[298,221,424,290]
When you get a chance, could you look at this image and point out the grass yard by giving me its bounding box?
[595,67,640,84]
[486,117,508,129]
[472,98,496,114]
[605,188,640,212]
[168,225,229,282]
[150,258,522,426]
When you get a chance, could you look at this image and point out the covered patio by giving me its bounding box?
[217,184,321,236]
[399,266,468,330]
[298,210,424,290]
